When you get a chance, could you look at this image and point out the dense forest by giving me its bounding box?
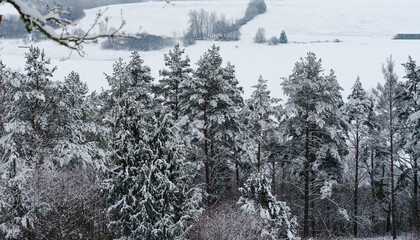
[0,45,419,239]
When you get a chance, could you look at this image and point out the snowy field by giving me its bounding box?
[1,0,420,99]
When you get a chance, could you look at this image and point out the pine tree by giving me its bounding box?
[281,52,347,238]
[47,71,103,167]
[238,172,298,239]
[181,45,244,202]
[375,56,400,239]
[246,75,279,172]
[157,44,193,120]
[0,47,56,239]
[399,56,420,231]
[343,77,372,237]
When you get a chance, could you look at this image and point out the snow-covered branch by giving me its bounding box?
[1,0,137,56]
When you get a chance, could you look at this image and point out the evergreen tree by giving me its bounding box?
[48,71,100,167]
[103,88,200,240]
[157,44,193,120]
[343,77,372,237]
[181,45,244,202]
[0,47,56,239]
[238,172,298,240]
[280,30,288,44]
[281,52,347,238]
[399,56,420,231]
[374,56,401,239]
[246,75,279,172]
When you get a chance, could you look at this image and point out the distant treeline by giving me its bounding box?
[183,0,266,45]
[101,33,175,51]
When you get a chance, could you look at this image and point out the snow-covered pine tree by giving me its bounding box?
[374,56,401,239]
[157,44,193,120]
[0,47,56,239]
[246,75,279,172]
[343,77,373,237]
[180,45,244,202]
[48,71,99,167]
[238,172,298,240]
[281,52,347,238]
[399,56,420,231]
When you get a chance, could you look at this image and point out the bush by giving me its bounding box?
[188,202,264,240]
[280,30,288,44]
[254,28,266,43]
[268,36,279,45]
[182,30,196,47]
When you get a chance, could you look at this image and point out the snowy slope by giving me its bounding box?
[1,0,420,100]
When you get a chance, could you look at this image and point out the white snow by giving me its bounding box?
[1,0,420,100]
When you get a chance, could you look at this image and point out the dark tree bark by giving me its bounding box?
[353,130,360,237]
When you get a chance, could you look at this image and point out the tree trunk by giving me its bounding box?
[390,91,397,239]
[413,83,419,232]
[370,149,376,232]
[303,103,310,238]
[272,159,275,193]
[414,154,419,232]
[257,142,261,172]
[235,150,240,187]
[354,130,359,237]
[204,101,210,202]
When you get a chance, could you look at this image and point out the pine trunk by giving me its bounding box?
[257,142,261,172]
[204,101,210,201]
[390,90,397,239]
[235,150,240,187]
[414,154,419,232]
[413,83,419,232]
[303,103,310,238]
[354,130,359,237]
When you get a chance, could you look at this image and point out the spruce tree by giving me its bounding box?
[281,52,347,238]
[280,30,288,44]
[103,54,200,239]
[238,172,298,239]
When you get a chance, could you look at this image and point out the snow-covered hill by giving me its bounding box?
[1,0,420,99]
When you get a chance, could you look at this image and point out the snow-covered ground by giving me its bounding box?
[1,0,420,99]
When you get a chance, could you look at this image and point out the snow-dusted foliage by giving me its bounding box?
[103,104,201,239]
[238,172,298,240]
[48,71,103,168]
[180,44,244,201]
